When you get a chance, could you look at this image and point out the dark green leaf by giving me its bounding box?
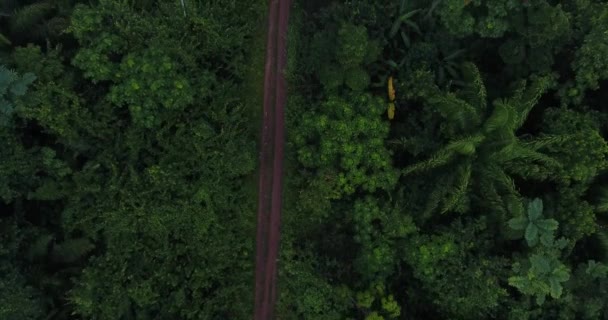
[0,33,10,46]
[508,276,528,290]
[27,234,53,261]
[444,49,466,61]
[404,20,421,35]
[401,31,410,47]
[389,9,421,38]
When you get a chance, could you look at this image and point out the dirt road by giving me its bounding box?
[254,0,291,319]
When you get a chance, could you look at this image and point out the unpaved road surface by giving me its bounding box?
[254,0,291,319]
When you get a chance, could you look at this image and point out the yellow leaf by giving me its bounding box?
[388,102,395,120]
[388,76,396,102]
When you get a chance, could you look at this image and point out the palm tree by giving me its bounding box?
[402,63,568,218]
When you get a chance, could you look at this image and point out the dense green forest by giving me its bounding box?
[2,0,608,319]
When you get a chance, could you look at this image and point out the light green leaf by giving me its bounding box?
[539,232,554,247]
[507,216,527,230]
[548,278,562,298]
[525,224,539,246]
[385,60,398,68]
[552,266,570,282]
[554,237,569,249]
[585,260,608,278]
[528,198,543,220]
[535,218,558,231]
[508,275,528,290]
[535,293,546,305]
[530,254,550,274]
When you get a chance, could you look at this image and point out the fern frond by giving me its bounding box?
[9,1,53,36]
[521,134,573,151]
[441,162,471,214]
[460,62,487,112]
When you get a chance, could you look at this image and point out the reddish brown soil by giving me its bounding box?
[254,0,291,319]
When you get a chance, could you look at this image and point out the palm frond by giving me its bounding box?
[445,134,485,154]
[491,165,518,197]
[509,143,561,167]
[460,62,487,112]
[441,162,471,214]
[513,75,553,129]
[403,134,483,176]
[402,147,455,176]
[430,93,481,131]
[521,134,573,151]
[490,141,560,168]
[484,99,517,133]
[423,172,455,219]
[423,186,444,219]
[478,172,507,215]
